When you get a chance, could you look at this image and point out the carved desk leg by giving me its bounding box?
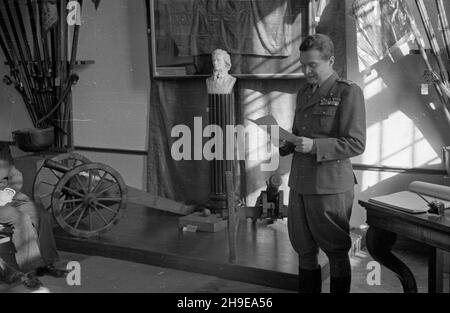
[366,226,418,293]
[428,247,444,293]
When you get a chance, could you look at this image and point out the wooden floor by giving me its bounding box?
[54,203,328,291]
[2,247,448,293]
[53,203,449,293]
[1,252,291,293]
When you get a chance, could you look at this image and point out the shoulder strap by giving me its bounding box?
[336,78,355,86]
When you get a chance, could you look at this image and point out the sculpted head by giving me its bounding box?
[211,49,232,74]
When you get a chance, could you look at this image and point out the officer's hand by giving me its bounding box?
[0,188,15,206]
[294,137,314,154]
[0,195,9,206]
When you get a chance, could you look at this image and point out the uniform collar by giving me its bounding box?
[314,71,339,97]
[300,72,339,111]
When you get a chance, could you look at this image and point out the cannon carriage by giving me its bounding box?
[32,153,127,238]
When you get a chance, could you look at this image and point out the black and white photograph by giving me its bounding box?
[0,0,449,299]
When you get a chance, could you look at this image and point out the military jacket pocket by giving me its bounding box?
[312,106,338,132]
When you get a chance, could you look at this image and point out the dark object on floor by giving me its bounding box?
[1,269,22,285]
[36,265,68,278]
[330,275,351,293]
[0,225,18,269]
[298,266,322,293]
[202,209,211,217]
[0,241,42,291]
[21,273,43,290]
[12,128,54,152]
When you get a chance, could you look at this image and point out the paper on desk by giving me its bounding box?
[248,115,298,144]
[368,181,450,214]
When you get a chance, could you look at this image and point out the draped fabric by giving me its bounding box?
[147,80,246,204]
[147,1,347,206]
[147,79,210,203]
[164,0,292,57]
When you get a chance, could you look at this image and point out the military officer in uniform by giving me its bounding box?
[280,34,366,293]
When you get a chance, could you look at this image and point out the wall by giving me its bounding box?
[72,0,150,189]
[346,0,450,227]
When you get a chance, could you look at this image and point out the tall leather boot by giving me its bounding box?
[330,275,351,293]
[298,266,322,293]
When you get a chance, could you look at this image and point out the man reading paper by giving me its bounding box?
[280,34,366,293]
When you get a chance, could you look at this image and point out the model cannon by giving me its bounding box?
[32,153,127,238]
[250,173,288,223]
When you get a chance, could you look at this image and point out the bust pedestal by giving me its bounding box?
[205,93,236,214]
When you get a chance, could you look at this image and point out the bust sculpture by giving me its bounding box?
[206,49,237,94]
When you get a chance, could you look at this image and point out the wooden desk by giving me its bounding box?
[359,200,450,293]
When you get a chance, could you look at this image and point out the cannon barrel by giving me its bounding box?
[266,173,282,202]
[43,159,71,174]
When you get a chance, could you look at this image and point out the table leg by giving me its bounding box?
[428,248,444,293]
[366,226,417,293]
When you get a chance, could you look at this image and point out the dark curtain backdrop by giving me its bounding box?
[147,79,210,203]
[147,78,302,206]
[147,0,347,206]
[155,0,306,75]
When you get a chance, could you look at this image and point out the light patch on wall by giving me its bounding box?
[361,171,380,190]
[398,39,413,57]
[427,157,442,165]
[361,110,439,190]
[361,170,400,190]
[363,69,379,84]
[363,70,387,100]
[363,121,381,165]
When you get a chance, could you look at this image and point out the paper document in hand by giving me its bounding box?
[248,115,297,144]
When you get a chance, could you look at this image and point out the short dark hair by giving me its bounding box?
[299,34,334,60]
[0,143,13,164]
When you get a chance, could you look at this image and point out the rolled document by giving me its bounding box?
[408,181,450,201]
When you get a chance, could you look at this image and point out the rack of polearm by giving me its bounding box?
[0,0,99,149]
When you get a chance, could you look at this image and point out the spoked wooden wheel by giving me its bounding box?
[33,153,91,212]
[51,163,127,238]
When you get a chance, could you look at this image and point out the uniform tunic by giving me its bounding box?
[280,72,366,277]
